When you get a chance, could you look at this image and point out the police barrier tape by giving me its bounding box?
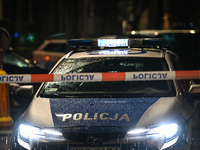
[0,70,199,83]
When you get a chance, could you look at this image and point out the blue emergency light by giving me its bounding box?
[67,38,170,47]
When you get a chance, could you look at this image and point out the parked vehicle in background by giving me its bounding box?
[2,47,49,74]
[126,29,196,37]
[32,39,67,70]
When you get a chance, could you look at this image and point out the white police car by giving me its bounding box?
[12,38,200,150]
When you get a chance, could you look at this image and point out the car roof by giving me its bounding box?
[67,48,165,59]
[126,29,197,36]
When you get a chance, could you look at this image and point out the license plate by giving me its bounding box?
[70,147,120,150]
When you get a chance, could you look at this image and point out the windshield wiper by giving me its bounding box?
[39,93,115,98]
[39,93,77,98]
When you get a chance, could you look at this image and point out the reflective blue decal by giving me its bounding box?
[50,98,159,128]
[87,50,147,55]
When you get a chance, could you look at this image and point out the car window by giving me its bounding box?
[43,43,67,52]
[2,51,30,68]
[39,57,176,98]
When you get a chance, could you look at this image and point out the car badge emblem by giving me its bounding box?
[87,136,100,145]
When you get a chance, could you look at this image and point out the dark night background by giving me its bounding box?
[0,0,200,59]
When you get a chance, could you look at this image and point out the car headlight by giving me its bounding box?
[127,123,178,138]
[150,123,178,140]
[19,124,43,141]
[19,124,63,142]
[18,124,63,150]
[127,123,179,149]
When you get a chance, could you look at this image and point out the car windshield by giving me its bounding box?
[39,57,176,98]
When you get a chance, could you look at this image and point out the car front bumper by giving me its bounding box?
[17,130,179,150]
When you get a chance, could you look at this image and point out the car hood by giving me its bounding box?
[23,96,195,129]
[50,97,159,127]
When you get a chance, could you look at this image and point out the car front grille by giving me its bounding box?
[62,133,125,146]
[36,127,160,150]
[38,132,159,150]
[39,143,158,150]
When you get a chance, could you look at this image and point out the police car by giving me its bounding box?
[12,38,200,150]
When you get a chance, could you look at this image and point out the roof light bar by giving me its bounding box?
[98,39,128,47]
[67,38,170,47]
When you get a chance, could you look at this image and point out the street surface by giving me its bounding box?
[0,127,12,150]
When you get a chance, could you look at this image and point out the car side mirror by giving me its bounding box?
[16,85,34,98]
[188,84,200,97]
